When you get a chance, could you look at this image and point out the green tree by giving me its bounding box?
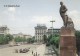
[26,37,35,43]
[5,34,13,41]
[26,38,32,43]
[14,36,23,42]
[75,31,80,38]
[43,35,47,43]
[0,35,4,44]
[47,35,52,42]
[0,34,13,44]
[75,30,80,55]
[46,34,59,47]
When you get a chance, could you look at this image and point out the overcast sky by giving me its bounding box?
[0,0,80,36]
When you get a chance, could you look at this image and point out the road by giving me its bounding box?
[0,44,9,49]
[0,44,40,56]
[0,44,56,56]
[44,46,56,56]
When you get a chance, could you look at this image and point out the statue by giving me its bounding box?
[59,1,74,27]
[59,2,76,56]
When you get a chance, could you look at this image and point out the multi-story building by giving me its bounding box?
[13,32,24,38]
[46,28,60,37]
[13,32,32,39]
[35,24,47,42]
[24,35,32,39]
[34,24,60,42]
[0,25,9,35]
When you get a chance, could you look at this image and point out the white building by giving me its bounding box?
[13,32,32,39]
[0,25,9,35]
[34,24,60,43]
[35,24,47,42]
[24,35,32,39]
[46,28,60,37]
[13,32,24,38]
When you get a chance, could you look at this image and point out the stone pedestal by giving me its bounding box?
[60,27,76,56]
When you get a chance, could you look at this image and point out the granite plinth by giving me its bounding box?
[60,27,76,56]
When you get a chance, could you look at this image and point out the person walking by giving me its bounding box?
[32,50,33,54]
[38,54,40,56]
[33,53,35,56]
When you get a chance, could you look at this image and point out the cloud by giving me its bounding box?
[31,16,52,24]
[8,7,16,13]
[3,7,16,21]
[68,10,80,30]
[31,16,63,28]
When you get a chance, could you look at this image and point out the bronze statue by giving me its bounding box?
[60,1,74,27]
[60,1,67,27]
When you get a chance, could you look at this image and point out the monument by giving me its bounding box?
[59,1,76,56]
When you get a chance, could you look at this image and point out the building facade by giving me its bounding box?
[46,28,60,37]
[24,35,32,39]
[35,24,47,42]
[13,32,24,38]
[13,32,32,39]
[0,25,9,35]
[34,24,60,42]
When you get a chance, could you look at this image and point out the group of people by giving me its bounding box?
[32,51,40,56]
[15,48,30,53]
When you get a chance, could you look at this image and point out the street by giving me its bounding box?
[44,46,56,56]
[0,44,56,56]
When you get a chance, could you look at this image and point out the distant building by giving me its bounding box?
[13,32,32,39]
[35,24,47,42]
[34,24,60,43]
[24,35,32,39]
[0,25,9,35]
[46,28,60,37]
[13,32,24,38]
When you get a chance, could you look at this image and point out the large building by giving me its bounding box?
[35,24,47,42]
[13,32,24,38]
[13,32,32,39]
[34,24,60,42]
[0,25,9,35]
[46,28,60,37]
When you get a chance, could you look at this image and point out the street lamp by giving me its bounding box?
[50,20,55,37]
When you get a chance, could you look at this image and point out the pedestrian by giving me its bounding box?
[38,54,40,56]
[15,49,18,53]
[36,52,37,56]
[32,50,33,54]
[33,53,35,56]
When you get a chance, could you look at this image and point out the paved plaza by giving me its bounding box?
[0,44,56,56]
[0,44,39,56]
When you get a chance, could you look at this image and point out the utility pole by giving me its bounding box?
[50,20,59,56]
[50,20,55,37]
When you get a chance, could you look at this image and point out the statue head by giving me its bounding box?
[60,1,63,5]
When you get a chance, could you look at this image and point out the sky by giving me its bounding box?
[0,0,80,36]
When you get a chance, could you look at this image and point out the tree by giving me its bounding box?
[26,38,32,43]
[14,36,23,42]
[26,37,35,43]
[46,34,59,48]
[75,31,80,55]
[0,35,4,44]
[5,34,13,41]
[43,35,47,43]
[0,34,13,44]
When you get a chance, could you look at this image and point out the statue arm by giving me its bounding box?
[61,5,67,13]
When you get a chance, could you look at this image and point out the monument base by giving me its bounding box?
[60,27,76,56]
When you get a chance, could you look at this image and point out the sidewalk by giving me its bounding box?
[44,46,56,56]
[27,44,46,56]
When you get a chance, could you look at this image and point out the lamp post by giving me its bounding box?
[50,20,55,37]
[50,20,55,56]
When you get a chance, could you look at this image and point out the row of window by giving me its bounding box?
[35,37,42,40]
[35,33,45,35]
[35,30,46,33]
